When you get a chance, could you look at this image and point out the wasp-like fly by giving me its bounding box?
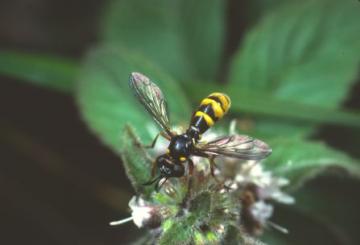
[130,72,271,190]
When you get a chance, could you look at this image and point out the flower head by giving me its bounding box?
[115,122,294,243]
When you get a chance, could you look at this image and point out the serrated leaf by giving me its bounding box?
[228,0,360,138]
[76,45,191,153]
[264,138,360,191]
[0,50,78,93]
[101,0,225,81]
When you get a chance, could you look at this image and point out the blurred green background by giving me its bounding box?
[0,0,360,244]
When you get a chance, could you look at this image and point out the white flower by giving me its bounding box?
[128,196,155,228]
[109,196,162,229]
[250,201,274,225]
[109,196,158,228]
[232,160,294,234]
[235,161,295,204]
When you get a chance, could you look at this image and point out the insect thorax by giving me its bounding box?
[168,134,194,160]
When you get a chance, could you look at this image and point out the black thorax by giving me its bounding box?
[168,133,195,160]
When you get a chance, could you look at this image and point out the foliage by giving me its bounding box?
[228,0,360,138]
[101,0,225,82]
[0,50,78,93]
[76,46,191,148]
[1,0,360,244]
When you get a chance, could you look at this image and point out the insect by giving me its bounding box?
[130,72,271,190]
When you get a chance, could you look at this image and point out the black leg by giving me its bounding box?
[209,157,224,183]
[143,133,160,149]
[188,158,194,176]
[143,175,161,186]
[150,159,158,177]
[209,156,219,180]
[181,176,193,208]
[143,159,159,186]
[209,157,231,191]
[143,130,172,148]
[160,131,172,141]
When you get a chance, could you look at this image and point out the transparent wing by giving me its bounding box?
[195,135,272,160]
[129,72,173,137]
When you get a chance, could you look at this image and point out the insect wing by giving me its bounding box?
[196,135,271,160]
[129,72,172,136]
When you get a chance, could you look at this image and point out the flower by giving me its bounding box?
[110,196,164,229]
[235,161,295,205]
[116,122,294,243]
[227,159,294,235]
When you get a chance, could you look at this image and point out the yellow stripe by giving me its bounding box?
[195,111,214,126]
[209,92,231,112]
[200,98,224,118]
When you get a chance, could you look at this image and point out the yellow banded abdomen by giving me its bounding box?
[190,92,231,135]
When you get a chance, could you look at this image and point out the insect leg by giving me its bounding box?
[160,131,172,140]
[143,133,160,149]
[143,131,172,149]
[143,175,162,186]
[209,156,218,178]
[188,158,194,176]
[151,159,158,177]
[142,160,160,186]
[181,176,193,209]
[209,156,225,184]
[209,156,231,191]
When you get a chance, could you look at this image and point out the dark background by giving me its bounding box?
[1,0,359,244]
[0,0,137,244]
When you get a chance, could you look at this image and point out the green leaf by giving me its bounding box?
[76,45,191,153]
[77,46,192,191]
[0,50,79,93]
[182,82,360,136]
[180,0,225,80]
[228,0,360,138]
[264,138,360,191]
[101,0,191,80]
[120,125,153,196]
[101,0,225,81]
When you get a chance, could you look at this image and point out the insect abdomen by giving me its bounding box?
[190,92,231,135]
